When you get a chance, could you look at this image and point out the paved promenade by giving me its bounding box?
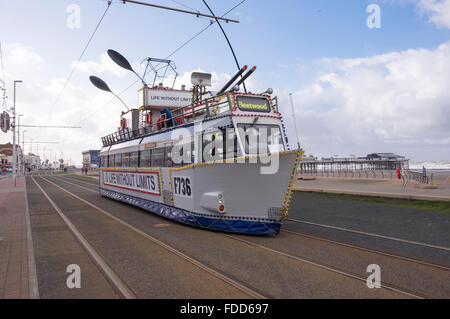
[295,177,450,201]
[0,176,37,299]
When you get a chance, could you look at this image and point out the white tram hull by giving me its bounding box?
[99,150,300,235]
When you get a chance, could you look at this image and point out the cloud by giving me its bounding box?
[74,52,128,77]
[417,0,450,28]
[4,43,45,67]
[281,41,450,160]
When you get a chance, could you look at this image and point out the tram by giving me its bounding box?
[96,60,302,235]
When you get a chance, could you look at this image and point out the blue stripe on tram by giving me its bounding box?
[100,188,280,235]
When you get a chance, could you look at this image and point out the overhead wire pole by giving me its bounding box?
[120,0,239,23]
[289,93,301,150]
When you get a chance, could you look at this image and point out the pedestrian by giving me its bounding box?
[81,167,84,175]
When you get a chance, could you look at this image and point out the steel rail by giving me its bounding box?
[282,229,450,271]
[224,234,425,299]
[51,175,440,298]
[31,176,137,299]
[287,218,450,252]
[39,175,265,299]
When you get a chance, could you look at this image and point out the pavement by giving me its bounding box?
[0,176,36,299]
[295,177,450,201]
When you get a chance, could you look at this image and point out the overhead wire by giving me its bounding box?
[48,1,112,115]
[74,0,246,125]
[0,41,8,111]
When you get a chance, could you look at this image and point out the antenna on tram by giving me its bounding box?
[89,76,130,111]
[107,49,147,87]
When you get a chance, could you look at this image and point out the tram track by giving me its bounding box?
[31,175,266,299]
[53,175,450,270]
[30,175,136,299]
[287,218,450,252]
[43,174,450,298]
[281,229,450,271]
[223,234,424,299]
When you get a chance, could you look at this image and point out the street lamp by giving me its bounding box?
[22,130,27,174]
[17,114,23,176]
[12,80,23,186]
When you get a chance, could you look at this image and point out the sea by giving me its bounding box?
[409,161,450,173]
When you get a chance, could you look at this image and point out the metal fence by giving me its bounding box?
[298,168,432,185]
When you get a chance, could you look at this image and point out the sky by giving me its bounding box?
[1,0,450,164]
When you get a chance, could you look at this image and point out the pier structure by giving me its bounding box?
[299,153,409,174]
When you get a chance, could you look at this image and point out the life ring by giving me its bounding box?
[157,117,164,130]
[120,118,126,129]
[145,112,152,125]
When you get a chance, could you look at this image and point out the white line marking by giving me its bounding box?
[31,176,136,299]
[287,218,450,252]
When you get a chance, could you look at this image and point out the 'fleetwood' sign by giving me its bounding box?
[102,170,161,196]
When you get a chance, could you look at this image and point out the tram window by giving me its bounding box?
[224,131,239,159]
[165,144,173,167]
[114,154,122,167]
[237,124,285,155]
[151,148,165,167]
[122,153,130,167]
[130,152,139,168]
[108,155,114,167]
[140,150,151,167]
[203,131,224,162]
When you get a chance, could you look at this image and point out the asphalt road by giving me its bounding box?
[25,174,450,299]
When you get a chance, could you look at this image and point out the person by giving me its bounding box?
[81,167,84,175]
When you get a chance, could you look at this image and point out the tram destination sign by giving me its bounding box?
[102,170,161,196]
[140,87,192,109]
[236,96,271,113]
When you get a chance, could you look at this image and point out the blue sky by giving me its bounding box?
[1,0,450,163]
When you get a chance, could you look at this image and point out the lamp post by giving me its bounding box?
[12,80,23,186]
[22,130,27,174]
[17,114,23,176]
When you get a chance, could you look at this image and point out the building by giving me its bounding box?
[24,153,41,171]
[82,150,100,169]
[366,153,405,160]
[0,142,22,171]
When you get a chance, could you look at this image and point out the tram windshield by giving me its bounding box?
[237,124,285,155]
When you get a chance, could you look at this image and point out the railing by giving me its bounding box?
[298,169,400,179]
[101,92,235,147]
[298,168,433,185]
[404,169,432,185]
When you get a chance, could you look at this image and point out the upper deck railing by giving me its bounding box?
[101,92,279,147]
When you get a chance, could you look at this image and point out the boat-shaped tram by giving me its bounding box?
[95,55,302,235]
